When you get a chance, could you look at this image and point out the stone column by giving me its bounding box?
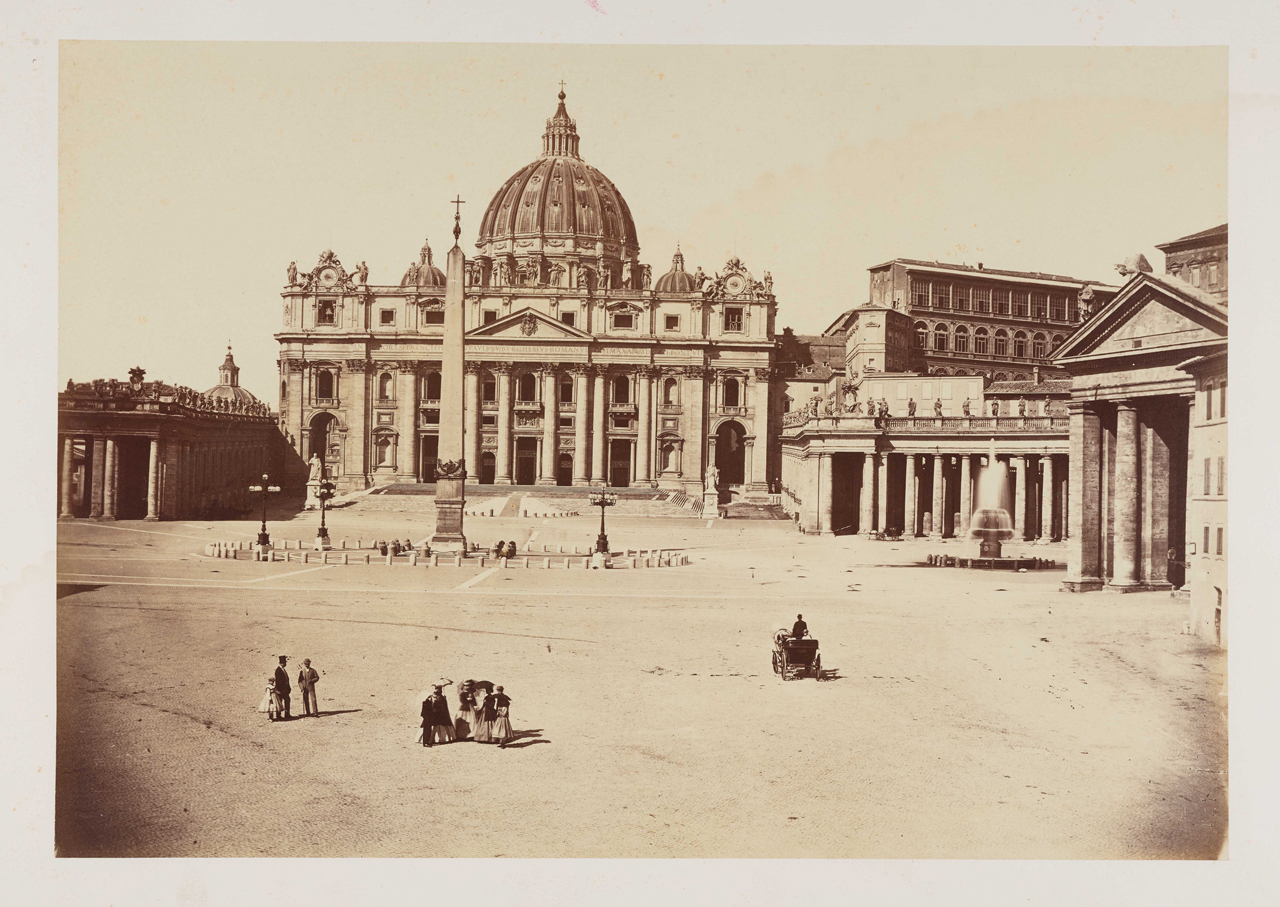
[1063,402,1101,589]
[1038,455,1055,544]
[860,452,875,535]
[465,363,482,483]
[904,453,917,537]
[494,364,513,484]
[930,454,944,539]
[876,453,888,533]
[751,367,772,491]
[818,452,833,535]
[145,438,160,521]
[59,436,75,519]
[89,437,106,517]
[959,453,972,536]
[538,368,559,484]
[572,366,590,485]
[1012,455,1027,540]
[102,438,118,520]
[1109,402,1141,589]
[684,367,707,494]
[636,366,654,486]
[397,365,419,481]
[591,367,607,485]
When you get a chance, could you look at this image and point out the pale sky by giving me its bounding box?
[59,43,1226,401]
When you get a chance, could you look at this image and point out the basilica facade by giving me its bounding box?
[275,91,778,497]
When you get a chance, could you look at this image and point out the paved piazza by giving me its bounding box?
[55,508,1226,859]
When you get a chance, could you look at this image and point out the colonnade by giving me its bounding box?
[812,449,1067,541]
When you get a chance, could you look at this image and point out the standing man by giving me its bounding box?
[297,658,320,718]
[273,655,292,720]
[791,614,808,640]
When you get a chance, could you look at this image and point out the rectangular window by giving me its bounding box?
[973,286,991,313]
[423,310,444,325]
[423,409,440,425]
[318,300,337,325]
[1050,295,1067,321]
[723,307,744,332]
[1216,527,1224,556]
[612,311,635,330]
[483,378,496,402]
[380,309,396,325]
[1208,263,1219,286]
[1205,384,1213,421]
[1191,266,1201,287]
[1203,525,1211,554]
[482,414,496,427]
[612,415,633,429]
[1012,291,1029,318]
[559,380,574,404]
[559,416,573,429]
[1220,379,1226,418]
[952,286,970,311]
[483,310,498,325]
[1217,457,1225,496]
[932,283,951,309]
[1067,295,1079,322]
[912,278,930,308]
[664,314,681,331]
[1204,458,1211,495]
[560,310,576,328]
[1031,292,1048,319]
[994,289,1011,315]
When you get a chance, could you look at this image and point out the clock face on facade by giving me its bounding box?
[724,273,748,296]
[319,267,338,287]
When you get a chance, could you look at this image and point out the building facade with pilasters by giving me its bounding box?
[275,91,777,498]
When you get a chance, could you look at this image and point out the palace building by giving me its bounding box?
[275,90,778,498]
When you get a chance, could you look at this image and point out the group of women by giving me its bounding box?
[421,679,514,748]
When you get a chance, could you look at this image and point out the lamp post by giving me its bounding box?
[589,491,618,554]
[314,466,336,550]
[249,473,282,548]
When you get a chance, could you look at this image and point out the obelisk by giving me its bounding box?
[431,200,468,552]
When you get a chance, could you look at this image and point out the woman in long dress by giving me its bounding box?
[473,688,495,743]
[491,685,513,748]
[454,683,477,740]
[258,677,281,721]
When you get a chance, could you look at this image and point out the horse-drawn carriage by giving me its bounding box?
[772,629,822,680]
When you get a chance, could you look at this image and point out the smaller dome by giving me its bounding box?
[403,238,446,288]
[205,346,260,404]
[655,247,698,293]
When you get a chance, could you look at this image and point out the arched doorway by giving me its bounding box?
[479,451,496,485]
[309,412,339,474]
[557,452,573,486]
[715,420,746,486]
[420,435,438,482]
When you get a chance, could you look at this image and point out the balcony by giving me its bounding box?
[657,404,682,415]
[715,405,752,417]
[609,403,637,415]
[781,412,1068,434]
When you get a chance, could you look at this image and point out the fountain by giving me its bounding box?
[926,439,1056,570]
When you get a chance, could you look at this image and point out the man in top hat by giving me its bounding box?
[273,655,292,720]
[297,658,320,717]
[792,614,808,640]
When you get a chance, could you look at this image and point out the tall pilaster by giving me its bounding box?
[397,365,419,481]
[1038,455,1055,544]
[818,452,833,535]
[89,437,106,518]
[959,453,972,536]
[102,438,118,520]
[465,362,482,483]
[684,366,707,493]
[904,453,917,537]
[59,436,75,519]
[494,364,513,484]
[930,454,944,539]
[572,365,590,485]
[1063,402,1102,590]
[1109,402,1141,589]
[538,367,559,484]
[860,452,875,535]
[591,367,606,485]
[1012,455,1027,540]
[636,366,654,486]
[751,367,772,491]
[145,438,160,521]
[876,453,888,533]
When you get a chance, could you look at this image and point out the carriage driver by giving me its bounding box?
[792,614,808,640]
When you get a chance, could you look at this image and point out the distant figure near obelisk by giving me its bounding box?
[432,198,468,552]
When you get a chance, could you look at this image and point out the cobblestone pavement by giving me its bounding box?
[54,512,1226,858]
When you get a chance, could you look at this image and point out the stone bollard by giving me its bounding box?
[342,553,349,565]
[582,557,589,569]
[341,539,347,549]
[523,557,529,568]
[543,557,550,569]
[630,557,637,569]
[479,556,486,568]
[386,553,393,566]
[562,558,569,569]
[431,554,439,567]
[558,545,564,554]
[410,552,418,566]
[364,553,370,565]
[357,538,362,548]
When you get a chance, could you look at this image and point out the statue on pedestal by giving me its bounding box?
[287,261,298,286]
[1018,397,1027,416]
[308,453,323,482]
[907,398,916,416]
[705,463,720,490]
[934,398,943,417]
[962,398,971,416]
[991,400,1000,417]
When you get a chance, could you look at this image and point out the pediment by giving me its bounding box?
[1055,274,1227,361]
[465,307,593,341]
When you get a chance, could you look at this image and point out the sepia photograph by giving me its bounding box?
[50,39,1231,863]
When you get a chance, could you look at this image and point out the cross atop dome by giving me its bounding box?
[543,85,580,158]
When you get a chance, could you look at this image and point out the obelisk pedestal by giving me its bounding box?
[431,213,468,553]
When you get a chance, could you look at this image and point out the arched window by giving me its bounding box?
[316,369,334,399]
[1032,333,1047,359]
[559,376,574,404]
[612,374,630,404]
[933,323,949,351]
[663,377,678,405]
[914,322,929,348]
[954,325,969,353]
[518,372,537,402]
[974,327,989,355]
[280,379,287,401]
[994,372,1007,382]
[425,371,441,401]
[994,330,1009,357]
[378,372,393,401]
[1013,331,1028,358]
[723,377,740,408]
[1051,333,1065,353]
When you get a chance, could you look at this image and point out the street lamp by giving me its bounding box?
[314,467,336,550]
[249,473,282,548]
[589,491,618,554]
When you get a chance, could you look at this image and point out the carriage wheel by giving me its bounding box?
[771,650,781,675]
[780,651,789,680]
[812,654,822,679]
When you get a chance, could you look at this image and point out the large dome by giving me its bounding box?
[476,90,639,282]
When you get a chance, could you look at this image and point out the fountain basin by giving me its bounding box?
[927,553,1058,570]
